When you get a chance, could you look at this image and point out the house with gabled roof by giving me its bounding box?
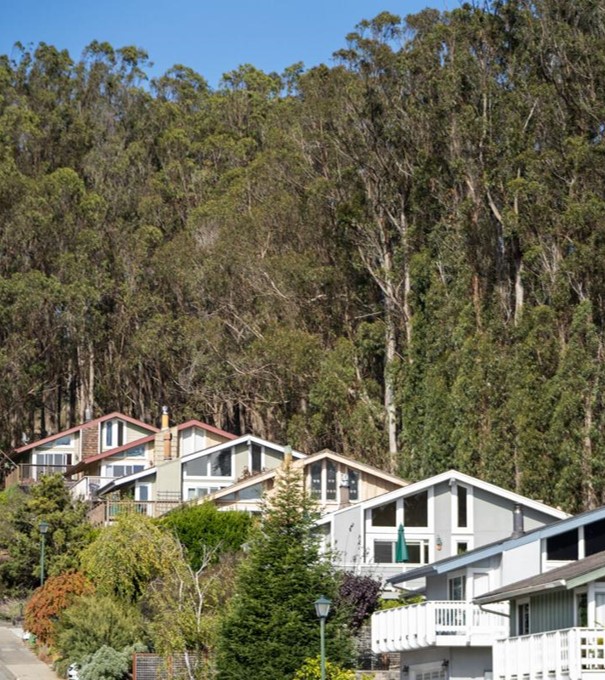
[93,434,309,522]
[317,469,568,588]
[476,549,605,680]
[197,448,407,514]
[5,411,159,489]
[371,503,605,680]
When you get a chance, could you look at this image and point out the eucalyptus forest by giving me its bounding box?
[1,1,605,513]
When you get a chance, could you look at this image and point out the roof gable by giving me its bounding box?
[14,411,159,455]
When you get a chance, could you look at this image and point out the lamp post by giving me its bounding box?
[314,596,331,680]
[39,520,49,587]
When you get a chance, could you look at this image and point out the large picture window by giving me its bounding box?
[372,501,397,527]
[404,491,428,527]
[326,460,337,501]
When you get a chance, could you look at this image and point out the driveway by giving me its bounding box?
[0,625,59,680]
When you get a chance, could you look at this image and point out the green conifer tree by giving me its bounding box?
[215,464,353,680]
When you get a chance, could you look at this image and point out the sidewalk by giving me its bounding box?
[0,625,59,680]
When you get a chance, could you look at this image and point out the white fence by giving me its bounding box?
[372,600,509,653]
[494,627,605,680]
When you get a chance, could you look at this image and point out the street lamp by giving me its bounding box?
[39,520,49,587]
[314,596,331,680]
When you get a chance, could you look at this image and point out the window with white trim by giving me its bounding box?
[105,464,145,478]
[103,420,124,448]
[251,444,262,474]
[448,574,466,601]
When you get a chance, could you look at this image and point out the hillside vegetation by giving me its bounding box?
[2,1,605,511]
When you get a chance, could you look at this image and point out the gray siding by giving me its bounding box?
[264,447,283,468]
[510,591,574,636]
[502,542,542,585]
[333,505,363,564]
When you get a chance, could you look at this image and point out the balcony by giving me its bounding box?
[372,600,509,653]
[494,628,605,680]
[4,464,68,487]
[88,499,185,525]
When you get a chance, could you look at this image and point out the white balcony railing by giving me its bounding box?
[372,600,509,653]
[494,627,605,680]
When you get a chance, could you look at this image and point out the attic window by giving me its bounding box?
[348,468,359,501]
[326,460,337,501]
[251,444,262,474]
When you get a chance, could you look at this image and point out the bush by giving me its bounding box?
[54,595,145,662]
[293,657,355,680]
[24,572,93,645]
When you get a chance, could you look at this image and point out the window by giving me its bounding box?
[36,453,71,470]
[348,469,359,501]
[517,601,530,635]
[448,575,466,601]
[373,540,395,563]
[585,519,605,557]
[546,529,578,561]
[326,460,337,501]
[209,450,232,476]
[251,444,262,474]
[407,540,430,564]
[106,464,144,478]
[456,542,469,555]
[240,483,263,500]
[54,435,73,447]
[186,450,233,477]
[457,486,468,528]
[310,463,322,499]
[372,502,397,527]
[136,485,149,502]
[187,486,221,500]
[104,420,124,448]
[404,491,428,527]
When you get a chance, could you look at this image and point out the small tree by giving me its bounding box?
[80,512,181,602]
[0,475,93,593]
[215,464,353,680]
[24,572,93,645]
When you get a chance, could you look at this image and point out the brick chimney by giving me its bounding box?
[81,423,99,459]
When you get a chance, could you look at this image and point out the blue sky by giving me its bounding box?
[1,0,450,89]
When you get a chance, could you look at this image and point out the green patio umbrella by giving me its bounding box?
[395,523,409,563]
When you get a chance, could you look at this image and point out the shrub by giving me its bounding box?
[293,657,355,680]
[24,572,93,645]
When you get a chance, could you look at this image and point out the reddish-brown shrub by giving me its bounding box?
[24,572,94,645]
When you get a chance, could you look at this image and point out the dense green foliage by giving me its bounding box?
[215,466,353,679]
[54,595,145,662]
[80,512,181,602]
[0,476,93,593]
[2,2,605,510]
[161,501,253,568]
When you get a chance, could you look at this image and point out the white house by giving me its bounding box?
[372,504,605,680]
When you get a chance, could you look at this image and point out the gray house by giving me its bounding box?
[317,469,567,588]
[476,550,605,680]
[372,504,605,680]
